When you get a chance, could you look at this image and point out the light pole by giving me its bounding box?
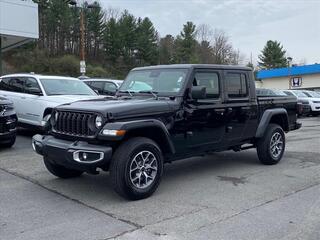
[68,0,98,76]
[287,57,293,89]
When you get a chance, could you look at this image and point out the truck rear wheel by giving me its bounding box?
[257,124,285,165]
[43,157,83,178]
[110,137,163,200]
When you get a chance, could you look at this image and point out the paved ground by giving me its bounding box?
[1,117,320,240]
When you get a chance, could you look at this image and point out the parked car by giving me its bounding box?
[32,64,301,200]
[83,79,123,96]
[0,96,17,147]
[283,90,320,116]
[0,74,102,130]
[256,88,287,97]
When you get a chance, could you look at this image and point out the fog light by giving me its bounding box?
[32,141,36,151]
[82,152,88,160]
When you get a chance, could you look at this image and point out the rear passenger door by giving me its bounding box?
[224,71,255,143]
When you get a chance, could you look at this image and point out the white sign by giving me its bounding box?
[291,77,302,88]
[80,60,86,74]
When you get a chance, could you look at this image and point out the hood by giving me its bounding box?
[0,96,12,105]
[45,95,105,104]
[56,97,177,118]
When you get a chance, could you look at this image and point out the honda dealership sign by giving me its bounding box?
[0,0,38,52]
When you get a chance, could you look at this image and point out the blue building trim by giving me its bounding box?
[257,64,320,79]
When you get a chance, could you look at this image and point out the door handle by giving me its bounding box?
[21,97,26,99]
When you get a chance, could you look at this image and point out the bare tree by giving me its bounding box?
[104,7,120,21]
[196,24,213,42]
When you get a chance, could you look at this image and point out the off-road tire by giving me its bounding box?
[110,137,164,200]
[257,124,285,165]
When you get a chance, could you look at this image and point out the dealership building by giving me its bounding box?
[0,0,38,75]
[256,63,320,91]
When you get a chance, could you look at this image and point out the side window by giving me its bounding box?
[104,82,117,95]
[9,77,25,93]
[0,77,11,91]
[90,81,104,94]
[226,73,248,98]
[24,77,41,95]
[194,72,220,99]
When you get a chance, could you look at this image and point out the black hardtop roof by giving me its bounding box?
[132,64,252,71]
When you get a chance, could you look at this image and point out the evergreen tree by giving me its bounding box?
[159,35,175,64]
[258,40,287,69]
[135,17,159,65]
[175,22,198,63]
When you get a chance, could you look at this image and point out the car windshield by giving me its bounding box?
[40,78,96,96]
[119,69,188,94]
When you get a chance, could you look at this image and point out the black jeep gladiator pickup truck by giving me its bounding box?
[32,64,301,200]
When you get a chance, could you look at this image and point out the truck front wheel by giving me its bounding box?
[110,137,164,200]
[43,157,83,178]
[257,124,285,165]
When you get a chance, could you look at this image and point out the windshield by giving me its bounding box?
[40,78,96,96]
[119,69,188,94]
[292,91,308,98]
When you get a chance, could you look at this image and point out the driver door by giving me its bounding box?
[173,69,227,154]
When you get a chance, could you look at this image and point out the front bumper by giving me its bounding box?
[32,134,113,172]
[0,114,17,142]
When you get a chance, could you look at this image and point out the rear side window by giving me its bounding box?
[226,73,248,98]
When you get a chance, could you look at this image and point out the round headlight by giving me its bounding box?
[95,116,103,128]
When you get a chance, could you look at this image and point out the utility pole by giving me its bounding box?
[79,9,86,75]
[68,0,98,76]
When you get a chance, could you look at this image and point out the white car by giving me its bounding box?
[83,79,123,96]
[0,74,102,129]
[283,89,320,116]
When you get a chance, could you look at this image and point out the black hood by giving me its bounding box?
[56,97,178,118]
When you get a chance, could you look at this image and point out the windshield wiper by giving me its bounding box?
[138,90,159,99]
[118,90,134,96]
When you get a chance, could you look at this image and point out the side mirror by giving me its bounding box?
[191,86,206,99]
[28,88,43,96]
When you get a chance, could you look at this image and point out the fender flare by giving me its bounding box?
[255,108,289,138]
[100,119,175,154]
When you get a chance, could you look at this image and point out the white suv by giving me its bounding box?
[283,89,320,116]
[0,74,102,129]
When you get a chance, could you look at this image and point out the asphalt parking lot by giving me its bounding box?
[1,117,320,240]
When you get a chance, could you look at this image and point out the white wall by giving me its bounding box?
[256,73,320,90]
[0,0,38,51]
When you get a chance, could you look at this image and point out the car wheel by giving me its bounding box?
[110,137,164,200]
[43,157,83,178]
[1,136,16,148]
[257,124,285,165]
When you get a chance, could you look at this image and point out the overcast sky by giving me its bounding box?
[100,0,320,65]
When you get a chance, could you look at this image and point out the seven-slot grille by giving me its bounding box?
[53,111,96,137]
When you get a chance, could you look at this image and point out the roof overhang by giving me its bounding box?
[0,0,39,52]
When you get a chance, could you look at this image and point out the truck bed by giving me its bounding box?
[257,96,298,131]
